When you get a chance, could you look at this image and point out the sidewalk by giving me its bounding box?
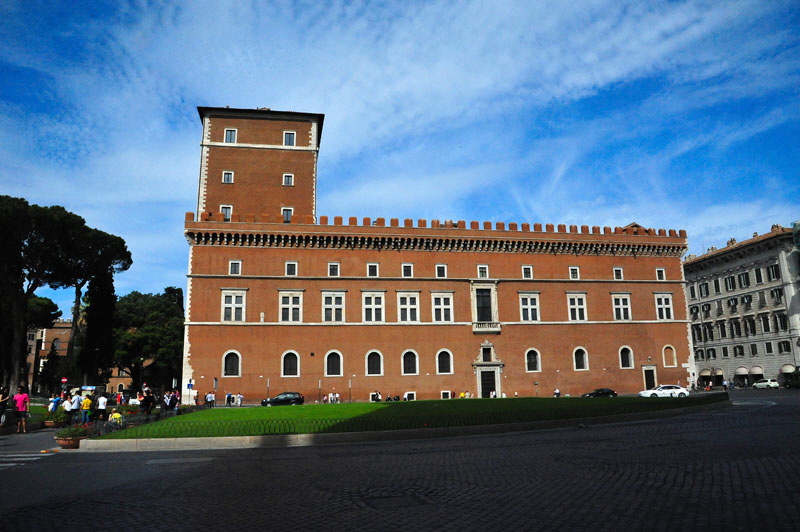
[0,424,63,454]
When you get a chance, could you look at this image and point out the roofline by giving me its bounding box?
[683,225,792,265]
[197,106,325,144]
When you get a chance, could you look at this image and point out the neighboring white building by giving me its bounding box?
[683,223,800,387]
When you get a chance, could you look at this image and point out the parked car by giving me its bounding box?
[581,388,618,398]
[261,392,304,406]
[638,385,690,398]
[752,378,779,389]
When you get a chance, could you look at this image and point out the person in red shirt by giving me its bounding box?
[13,386,29,434]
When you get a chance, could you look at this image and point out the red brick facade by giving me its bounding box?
[182,107,691,404]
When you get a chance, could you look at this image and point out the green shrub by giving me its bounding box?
[44,410,71,422]
[55,425,90,439]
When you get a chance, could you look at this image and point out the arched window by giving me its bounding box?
[52,338,61,350]
[223,351,240,376]
[619,347,633,369]
[366,351,382,376]
[573,348,588,371]
[402,351,418,375]
[437,350,453,374]
[663,345,677,367]
[325,351,342,377]
[525,349,540,372]
[282,352,299,377]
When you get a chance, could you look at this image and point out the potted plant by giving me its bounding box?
[54,425,90,449]
[43,410,70,428]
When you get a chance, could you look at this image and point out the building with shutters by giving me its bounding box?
[181,106,693,404]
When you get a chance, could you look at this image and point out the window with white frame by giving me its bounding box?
[754,267,763,283]
[519,293,540,322]
[738,272,751,288]
[569,266,580,280]
[402,350,419,375]
[436,350,453,374]
[402,263,414,278]
[220,205,232,222]
[613,267,623,280]
[473,286,496,323]
[362,292,385,322]
[283,131,296,146]
[282,207,293,223]
[766,264,780,281]
[282,352,299,377]
[366,351,382,376]
[778,341,791,354]
[525,349,540,372]
[279,291,303,322]
[750,343,758,357]
[397,292,420,322]
[612,294,631,320]
[285,261,298,276]
[689,285,696,299]
[282,173,294,186]
[221,290,246,322]
[765,342,773,354]
[328,262,340,277]
[713,279,721,293]
[573,348,588,371]
[619,347,633,369]
[655,294,673,320]
[367,263,379,277]
[568,293,587,321]
[522,265,533,279]
[760,314,770,333]
[477,264,489,278]
[699,282,709,297]
[656,268,666,281]
[224,128,237,143]
[222,171,234,184]
[432,292,453,322]
[325,351,343,376]
[724,276,736,291]
[436,264,447,278]
[322,291,345,322]
[228,260,241,275]
[223,351,240,376]
[722,346,729,358]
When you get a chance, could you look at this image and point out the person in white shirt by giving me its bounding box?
[96,393,108,421]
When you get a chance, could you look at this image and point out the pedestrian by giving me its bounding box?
[13,386,30,433]
[0,387,8,425]
[140,390,155,416]
[553,388,561,398]
[236,393,243,407]
[96,393,108,422]
[62,394,73,419]
[81,393,92,423]
[48,393,61,412]
[71,392,83,423]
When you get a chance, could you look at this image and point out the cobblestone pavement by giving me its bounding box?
[2,390,799,531]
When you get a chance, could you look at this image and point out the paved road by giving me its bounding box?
[0,388,798,531]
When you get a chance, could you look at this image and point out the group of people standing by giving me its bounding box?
[53,390,109,424]
[0,386,31,434]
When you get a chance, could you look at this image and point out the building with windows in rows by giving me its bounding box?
[181,106,692,404]
[684,224,800,388]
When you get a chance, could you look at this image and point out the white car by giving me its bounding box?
[638,385,690,398]
[752,378,779,389]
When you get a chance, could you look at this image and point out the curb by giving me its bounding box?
[80,398,731,452]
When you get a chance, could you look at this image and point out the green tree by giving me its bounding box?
[26,295,62,393]
[113,288,184,390]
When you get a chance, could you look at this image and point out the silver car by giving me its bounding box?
[638,384,690,398]
[752,378,779,389]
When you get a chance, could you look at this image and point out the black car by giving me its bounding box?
[581,388,618,398]
[261,392,304,406]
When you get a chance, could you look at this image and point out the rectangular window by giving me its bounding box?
[689,285,697,299]
[283,131,296,146]
[328,262,340,277]
[699,283,709,297]
[322,292,345,322]
[569,267,580,280]
[724,276,736,291]
[397,292,419,322]
[568,294,587,321]
[655,294,673,320]
[436,264,447,278]
[224,129,237,143]
[613,267,623,280]
[750,343,758,357]
[612,294,631,320]
[220,205,232,222]
[738,272,751,288]
[222,171,234,184]
[754,267,763,283]
[432,293,453,322]
[656,268,665,281]
[281,208,293,223]
[228,260,241,276]
[761,314,770,333]
[221,290,246,322]
[280,292,303,322]
[367,263,379,277]
[519,293,539,322]
[522,265,533,279]
[285,261,298,276]
[477,265,489,278]
[476,288,493,321]
[362,292,384,323]
[766,264,780,281]
[722,346,729,358]
[717,321,727,338]
[402,263,413,278]
[765,342,773,354]
[713,279,721,294]
[282,173,294,186]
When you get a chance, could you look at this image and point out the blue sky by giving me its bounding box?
[1,0,798,315]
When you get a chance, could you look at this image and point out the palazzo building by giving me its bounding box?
[181,106,692,404]
[684,225,800,387]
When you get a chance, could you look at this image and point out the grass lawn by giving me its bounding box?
[98,393,727,439]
